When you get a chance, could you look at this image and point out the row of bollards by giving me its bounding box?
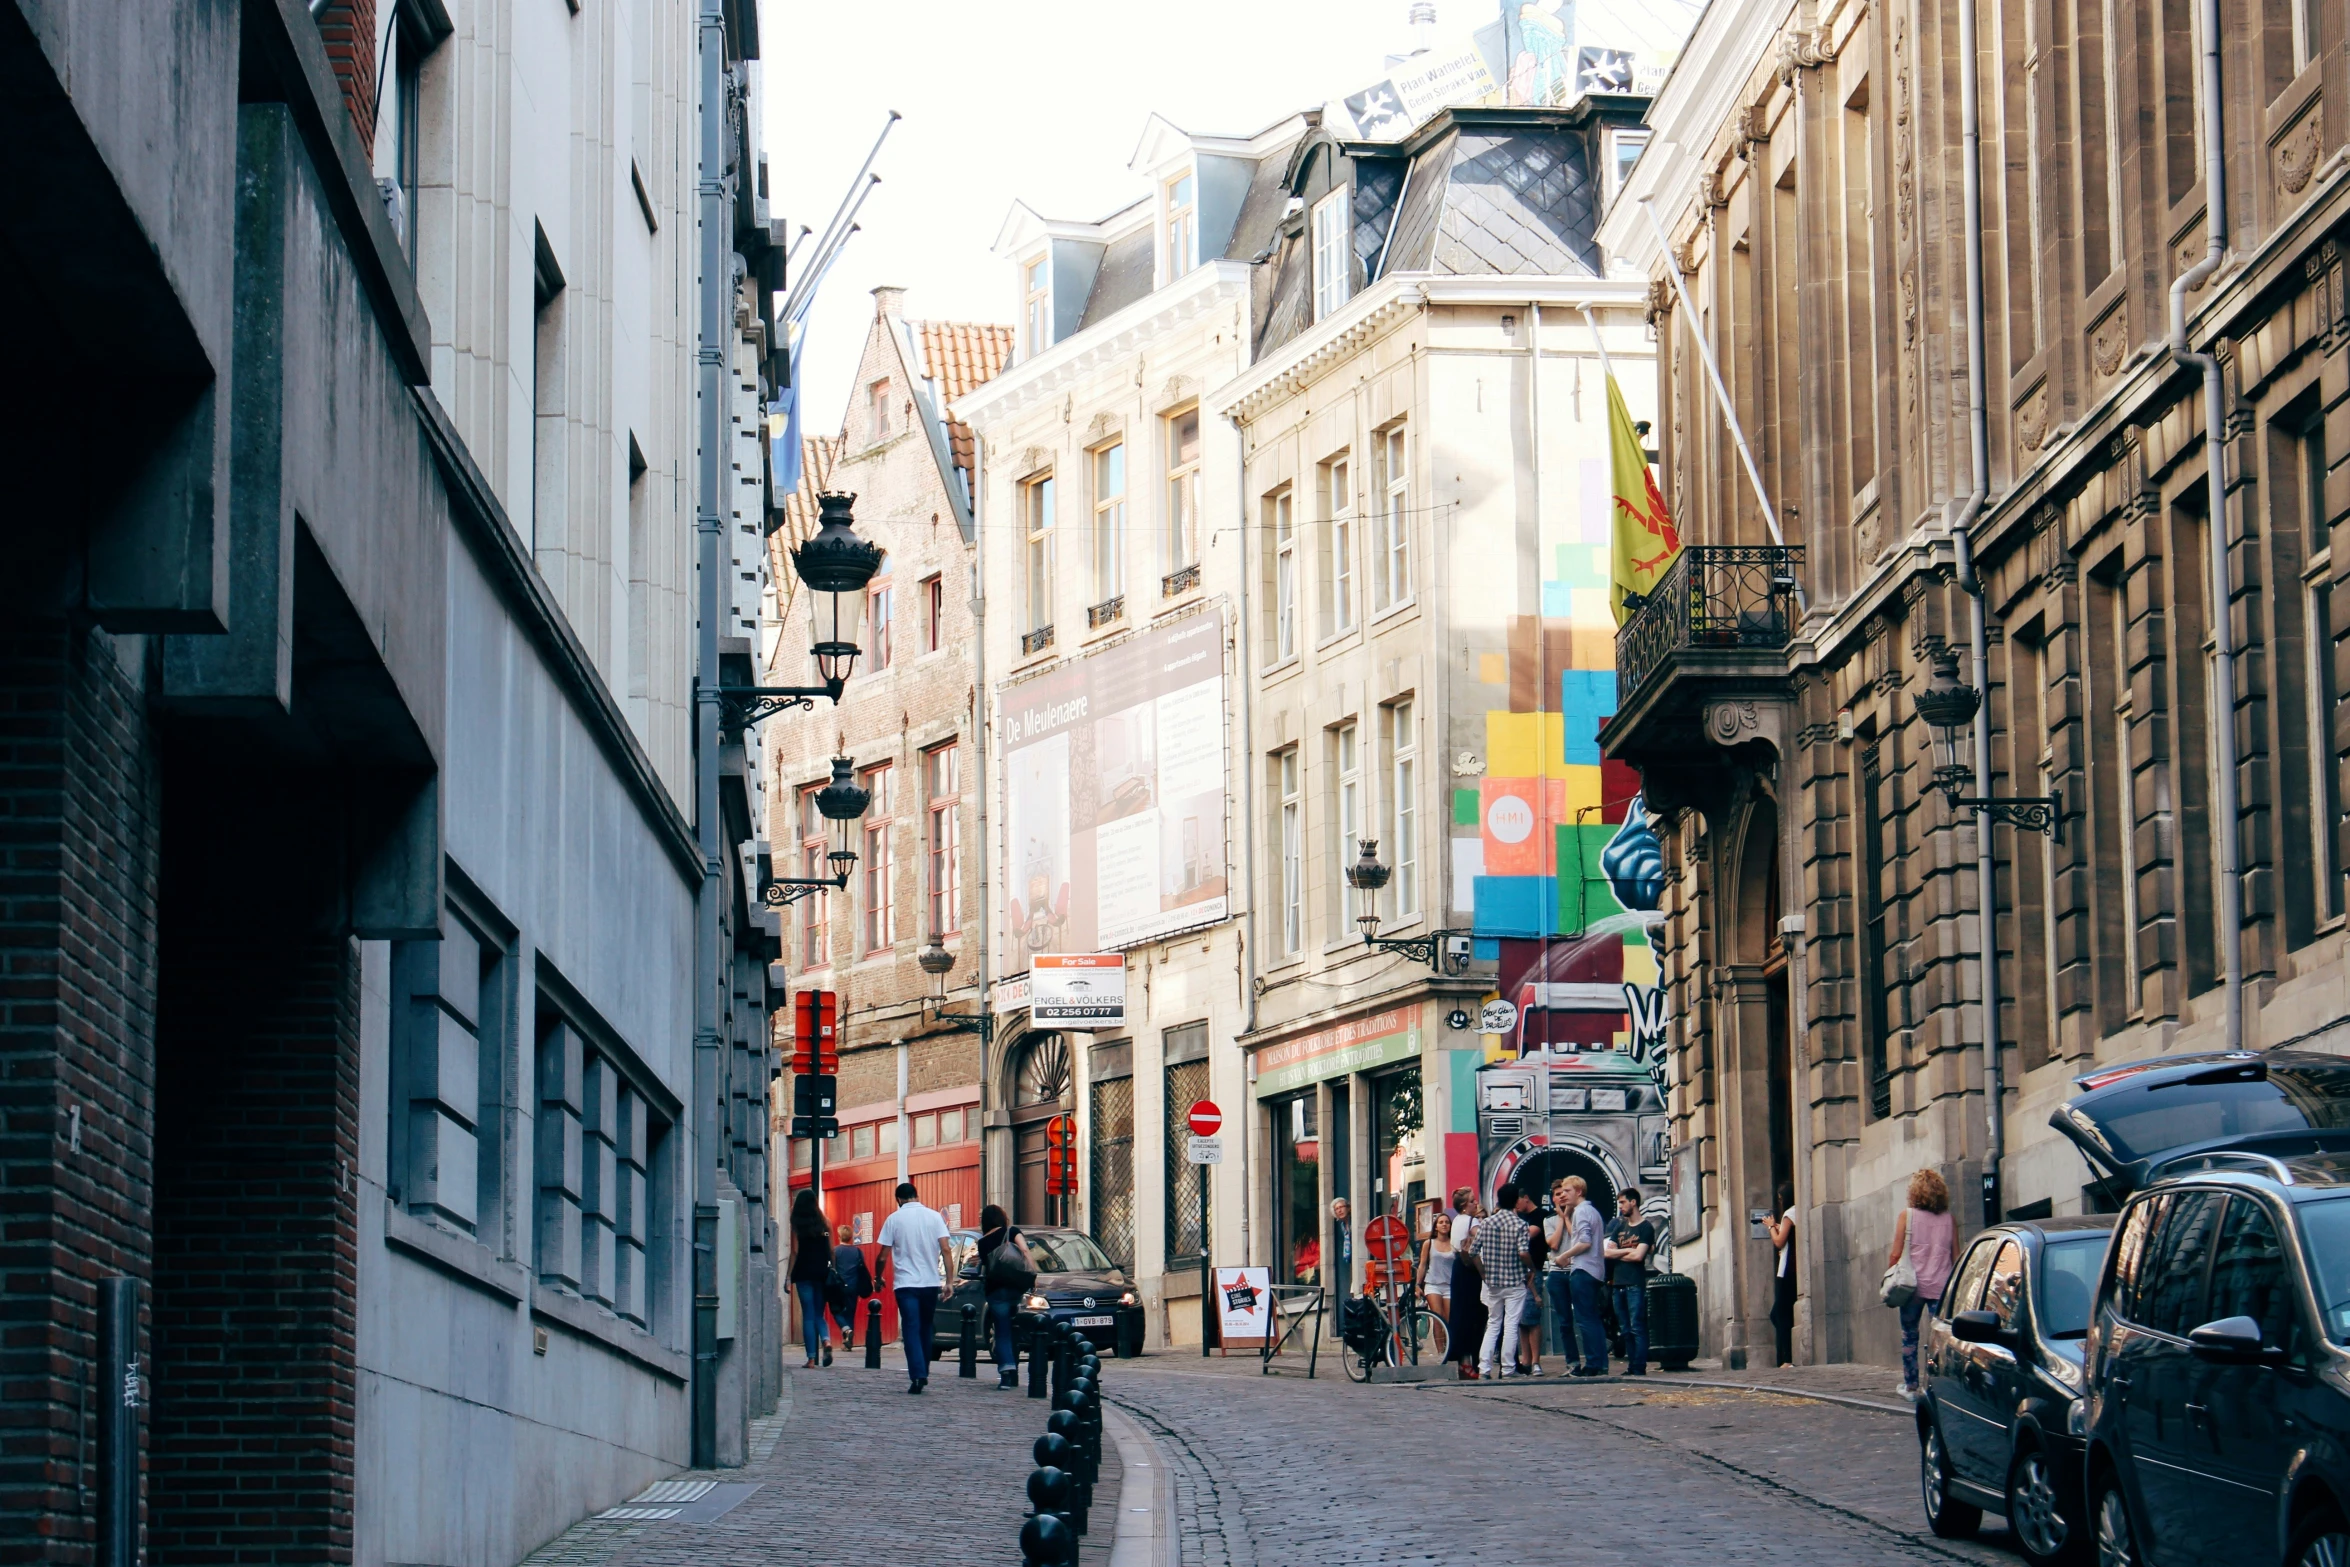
[1018,1321,1105,1565]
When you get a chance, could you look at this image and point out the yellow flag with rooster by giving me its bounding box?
[1608,373,1679,625]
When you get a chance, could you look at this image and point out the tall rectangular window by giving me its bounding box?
[1023,474,1055,634]
[2306,417,2342,920]
[1023,256,1050,357]
[1859,744,1893,1118]
[800,784,830,969]
[1270,489,1297,660]
[1091,442,1125,606]
[868,581,893,670]
[1375,423,1409,610]
[862,763,896,954]
[2276,407,2342,940]
[2087,572,2140,1025]
[1330,722,1361,929]
[1321,456,1353,636]
[926,743,961,937]
[390,21,423,264]
[1602,127,1650,210]
[1163,1030,1210,1263]
[1164,172,1196,281]
[1089,1068,1135,1270]
[531,226,566,553]
[1841,89,1879,490]
[1385,699,1417,918]
[1311,188,1350,320]
[1277,749,1303,953]
[868,377,892,443]
[1165,407,1201,574]
[924,573,944,654]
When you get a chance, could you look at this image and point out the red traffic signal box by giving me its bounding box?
[791,990,839,1074]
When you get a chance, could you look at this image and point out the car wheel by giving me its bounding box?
[2292,1512,2350,1567]
[2092,1474,2140,1567]
[2007,1441,2080,1565]
[1920,1420,1983,1540]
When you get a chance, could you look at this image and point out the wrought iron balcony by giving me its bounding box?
[1615,545,1804,704]
[1021,624,1055,655]
[1087,595,1125,628]
[1161,563,1201,597]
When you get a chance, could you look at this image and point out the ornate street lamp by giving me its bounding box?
[762,756,870,907]
[915,933,993,1042]
[719,491,884,731]
[1914,652,2061,838]
[1345,838,1478,976]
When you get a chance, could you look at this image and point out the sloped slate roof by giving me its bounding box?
[1430,130,1599,276]
[1078,226,1156,331]
[1377,134,1455,276]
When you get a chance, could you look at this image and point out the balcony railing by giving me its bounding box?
[1161,563,1201,597]
[1020,624,1055,656]
[1615,545,1804,701]
[1087,595,1125,629]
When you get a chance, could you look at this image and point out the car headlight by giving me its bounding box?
[1024,1294,1051,1313]
[2045,1350,2083,1392]
[1120,1291,1138,1307]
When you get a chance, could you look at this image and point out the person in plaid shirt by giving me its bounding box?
[1471,1182,1533,1377]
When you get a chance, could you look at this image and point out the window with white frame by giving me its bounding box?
[1329,722,1361,930]
[1165,172,1197,281]
[1269,488,1297,661]
[868,377,892,443]
[1603,128,1651,210]
[1385,700,1418,919]
[926,742,961,936]
[1320,455,1354,636]
[867,579,893,670]
[1375,423,1409,611]
[862,762,896,953]
[2295,0,2318,74]
[1092,443,1125,607]
[1023,473,1056,633]
[1311,188,1350,321]
[1276,748,1303,954]
[799,784,830,969]
[1023,256,1050,357]
[1165,407,1201,574]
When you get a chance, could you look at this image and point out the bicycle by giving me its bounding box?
[1339,1286,1450,1382]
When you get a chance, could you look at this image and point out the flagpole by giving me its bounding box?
[1578,305,1614,383]
[1635,200,1792,559]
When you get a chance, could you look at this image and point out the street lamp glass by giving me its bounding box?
[1914,654,1982,798]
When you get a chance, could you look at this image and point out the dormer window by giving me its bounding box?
[1023,255,1050,358]
[1603,128,1651,211]
[1311,188,1351,321]
[1164,172,1196,281]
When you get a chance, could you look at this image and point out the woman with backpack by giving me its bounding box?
[825,1223,873,1351]
[976,1204,1036,1389]
[787,1189,835,1368]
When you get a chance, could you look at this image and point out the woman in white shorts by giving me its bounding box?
[1419,1209,1456,1325]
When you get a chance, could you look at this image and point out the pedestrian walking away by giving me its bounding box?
[1888,1168,1956,1398]
[826,1223,873,1351]
[787,1188,836,1369]
[877,1180,957,1393]
[975,1203,1034,1389]
[1764,1182,1797,1368]
[1604,1186,1655,1376]
[1470,1183,1532,1378]
[1560,1175,1610,1376]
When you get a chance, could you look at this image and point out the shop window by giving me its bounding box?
[938,1107,963,1144]
[1273,1094,1320,1285]
[913,1113,938,1150]
[1164,1027,1211,1265]
[852,1124,875,1160]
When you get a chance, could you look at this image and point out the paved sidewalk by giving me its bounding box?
[520,1348,1128,1567]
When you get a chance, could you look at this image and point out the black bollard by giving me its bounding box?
[958,1302,978,1378]
[1049,1324,1069,1406]
[1034,1431,1076,1472]
[1027,1319,1048,1398]
[1026,1464,1074,1522]
[1019,1510,1078,1567]
[864,1298,883,1370]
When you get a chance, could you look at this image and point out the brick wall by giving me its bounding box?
[149,783,363,1564]
[0,617,162,1565]
[311,1,378,151]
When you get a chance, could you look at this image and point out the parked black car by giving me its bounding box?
[933,1226,1145,1359]
[2050,1049,2350,1202]
[1916,1214,2115,1563]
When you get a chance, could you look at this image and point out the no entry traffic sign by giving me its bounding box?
[1186,1099,1222,1137]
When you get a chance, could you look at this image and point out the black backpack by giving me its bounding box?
[1341,1294,1384,1351]
[828,1245,871,1297]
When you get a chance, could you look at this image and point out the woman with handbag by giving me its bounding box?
[1764,1181,1797,1368]
[1886,1168,1956,1398]
[976,1205,1036,1389]
[787,1189,835,1368]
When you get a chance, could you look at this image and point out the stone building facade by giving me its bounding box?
[0,2,784,1562]
[1596,0,2348,1369]
[956,112,1305,1346]
[766,290,1011,1281]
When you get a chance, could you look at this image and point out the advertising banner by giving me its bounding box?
[1001,610,1229,968]
[1216,1266,1273,1346]
[1251,1004,1423,1098]
[1031,953,1127,1027]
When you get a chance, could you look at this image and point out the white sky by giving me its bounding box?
[757,0,1699,436]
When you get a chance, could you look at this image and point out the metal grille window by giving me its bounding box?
[1164,1039,1210,1264]
[1090,1074,1135,1270]
[1859,745,1893,1118]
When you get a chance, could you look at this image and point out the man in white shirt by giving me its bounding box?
[876,1181,957,1393]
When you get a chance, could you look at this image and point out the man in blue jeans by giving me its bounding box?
[1605,1185,1657,1376]
[1560,1175,1610,1376]
[876,1181,957,1393]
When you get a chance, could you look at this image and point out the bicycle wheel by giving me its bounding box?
[1411,1308,1449,1365]
[1342,1339,1375,1382]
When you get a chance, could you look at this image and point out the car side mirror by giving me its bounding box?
[2188,1315,2279,1363]
[1948,1309,2003,1344]
[959,1264,981,1279]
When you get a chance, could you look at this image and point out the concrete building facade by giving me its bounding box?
[0,2,784,1562]
[1596,0,2350,1370]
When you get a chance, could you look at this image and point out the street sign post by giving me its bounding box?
[1185,1099,1223,1358]
[1186,1100,1222,1137]
[1185,1135,1222,1163]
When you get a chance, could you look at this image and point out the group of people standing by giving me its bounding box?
[1415,1177,1656,1379]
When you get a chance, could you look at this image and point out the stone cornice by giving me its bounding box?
[950,262,1249,426]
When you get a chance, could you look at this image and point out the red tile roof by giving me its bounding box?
[913,320,1014,404]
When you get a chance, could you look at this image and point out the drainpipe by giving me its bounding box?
[2169,0,2241,1053]
[1952,0,2007,1224]
[970,433,995,1200]
[689,0,727,1469]
[1227,408,1259,1265]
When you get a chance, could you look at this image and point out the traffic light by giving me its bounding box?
[791,989,838,1073]
[1045,1112,1077,1196]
